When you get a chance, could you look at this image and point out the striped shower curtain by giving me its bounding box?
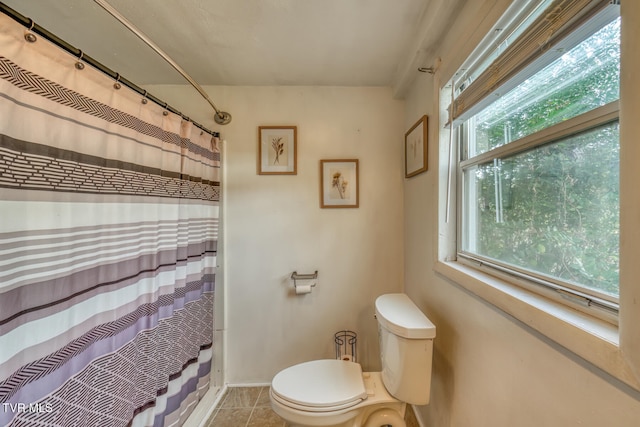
[0,12,219,427]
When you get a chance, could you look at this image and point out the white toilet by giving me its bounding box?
[270,293,436,427]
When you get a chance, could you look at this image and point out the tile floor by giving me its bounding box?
[206,386,283,427]
[205,386,421,427]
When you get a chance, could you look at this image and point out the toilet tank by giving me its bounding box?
[375,293,436,405]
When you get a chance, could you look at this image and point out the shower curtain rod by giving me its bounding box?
[0,2,220,138]
[93,0,232,126]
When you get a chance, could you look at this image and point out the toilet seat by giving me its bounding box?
[271,359,367,412]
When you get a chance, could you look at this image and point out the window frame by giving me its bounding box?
[451,1,621,320]
[436,0,640,391]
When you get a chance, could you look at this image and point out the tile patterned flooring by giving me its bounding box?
[205,386,421,427]
[205,386,284,427]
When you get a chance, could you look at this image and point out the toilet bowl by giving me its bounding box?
[270,360,405,427]
[270,293,436,427]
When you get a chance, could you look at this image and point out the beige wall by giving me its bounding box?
[203,86,404,383]
[403,1,640,426]
[222,86,405,382]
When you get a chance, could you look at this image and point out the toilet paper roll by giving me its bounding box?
[295,284,313,295]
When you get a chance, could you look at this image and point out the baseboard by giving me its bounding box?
[411,404,428,427]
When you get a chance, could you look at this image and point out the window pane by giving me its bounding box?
[466,17,620,159]
[462,122,619,297]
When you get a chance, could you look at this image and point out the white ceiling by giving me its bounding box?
[2,0,463,96]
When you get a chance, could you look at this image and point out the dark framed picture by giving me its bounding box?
[405,115,428,178]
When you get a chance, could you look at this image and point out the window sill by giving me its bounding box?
[434,260,640,390]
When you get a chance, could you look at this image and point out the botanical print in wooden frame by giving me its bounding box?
[258,126,297,175]
[405,115,428,178]
[320,159,359,208]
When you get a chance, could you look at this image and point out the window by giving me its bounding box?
[451,1,620,317]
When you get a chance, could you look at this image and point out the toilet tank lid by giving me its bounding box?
[375,293,436,339]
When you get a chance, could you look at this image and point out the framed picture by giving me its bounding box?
[258,126,297,175]
[405,115,428,178]
[320,159,359,208]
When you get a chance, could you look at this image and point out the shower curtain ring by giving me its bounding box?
[113,73,122,90]
[24,20,37,43]
[141,90,148,104]
[75,51,85,70]
[162,103,169,116]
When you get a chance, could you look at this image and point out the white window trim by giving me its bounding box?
[436,1,640,391]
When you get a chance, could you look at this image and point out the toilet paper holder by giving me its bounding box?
[291,270,318,292]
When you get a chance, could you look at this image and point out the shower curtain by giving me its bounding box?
[0,12,219,427]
